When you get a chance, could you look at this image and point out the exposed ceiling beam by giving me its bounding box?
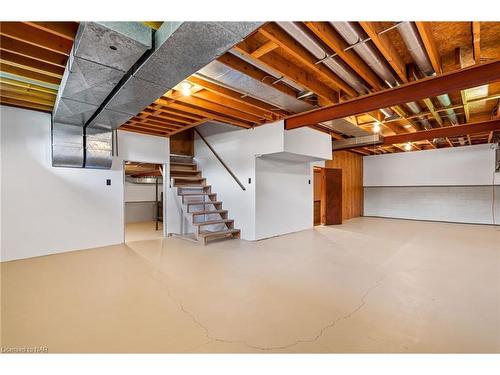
[188,75,284,117]
[472,22,481,64]
[0,63,61,85]
[422,98,443,126]
[285,59,500,129]
[166,118,210,136]
[157,97,252,128]
[259,23,357,97]
[217,52,298,98]
[0,22,73,55]
[0,96,53,112]
[172,92,263,123]
[22,22,78,41]
[359,21,408,83]
[415,22,442,74]
[383,119,500,145]
[250,40,278,58]
[234,42,339,104]
[191,90,273,121]
[0,35,68,67]
[0,50,65,77]
[304,22,383,90]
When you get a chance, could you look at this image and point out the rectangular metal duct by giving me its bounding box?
[52,122,84,168]
[87,21,264,130]
[85,126,113,169]
[332,134,384,151]
[52,22,152,168]
[320,118,370,137]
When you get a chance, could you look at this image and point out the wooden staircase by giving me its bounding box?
[170,155,240,245]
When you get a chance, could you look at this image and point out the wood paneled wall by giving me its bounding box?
[325,151,363,220]
[169,128,194,156]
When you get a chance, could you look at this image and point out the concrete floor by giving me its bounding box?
[1,217,499,353]
[125,221,163,243]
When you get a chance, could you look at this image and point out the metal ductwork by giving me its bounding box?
[198,60,313,113]
[52,22,153,168]
[320,118,370,137]
[397,22,459,126]
[88,22,264,131]
[52,22,263,169]
[331,22,432,129]
[230,49,306,92]
[332,134,384,150]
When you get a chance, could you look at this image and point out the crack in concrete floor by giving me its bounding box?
[130,245,389,352]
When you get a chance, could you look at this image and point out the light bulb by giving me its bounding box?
[179,81,192,96]
[373,122,381,133]
[404,142,412,151]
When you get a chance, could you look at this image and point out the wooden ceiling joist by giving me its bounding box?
[250,40,279,58]
[173,93,263,123]
[234,43,339,104]
[259,23,357,97]
[0,63,61,85]
[188,75,284,116]
[472,22,481,64]
[23,22,78,41]
[217,52,298,98]
[0,22,73,55]
[0,50,65,78]
[157,98,252,128]
[383,118,500,145]
[285,59,500,129]
[191,90,273,121]
[415,22,442,74]
[359,22,408,83]
[0,96,53,112]
[0,35,68,67]
[304,22,383,91]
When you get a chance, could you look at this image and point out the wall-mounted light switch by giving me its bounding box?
[106,179,111,186]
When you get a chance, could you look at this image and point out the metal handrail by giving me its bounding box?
[194,128,246,191]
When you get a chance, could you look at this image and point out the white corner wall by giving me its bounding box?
[193,120,330,240]
[1,106,169,261]
[255,156,313,240]
[363,144,500,225]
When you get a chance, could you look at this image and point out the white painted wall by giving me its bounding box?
[1,106,169,261]
[363,144,500,225]
[255,156,313,239]
[192,120,330,240]
[364,143,499,186]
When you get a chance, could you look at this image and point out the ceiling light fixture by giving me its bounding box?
[180,81,192,96]
[373,122,381,133]
[404,142,412,151]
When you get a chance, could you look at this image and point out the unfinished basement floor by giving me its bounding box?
[1,217,499,353]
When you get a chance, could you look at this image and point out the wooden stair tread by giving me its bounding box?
[193,219,233,226]
[177,185,210,188]
[170,169,201,174]
[171,161,196,167]
[198,229,240,238]
[192,210,227,215]
[179,192,215,196]
[187,201,222,206]
[173,176,205,181]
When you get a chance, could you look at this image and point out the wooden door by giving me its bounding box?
[324,168,342,225]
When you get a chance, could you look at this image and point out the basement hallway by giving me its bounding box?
[1,217,499,353]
